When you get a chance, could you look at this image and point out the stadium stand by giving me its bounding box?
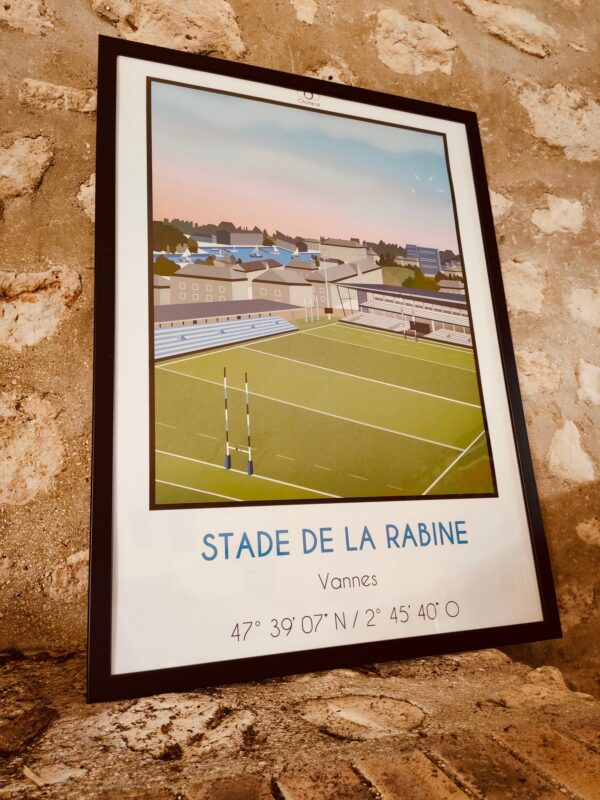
[424,329,473,347]
[340,312,409,333]
[154,315,297,360]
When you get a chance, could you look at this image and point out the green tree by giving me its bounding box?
[193,255,216,266]
[153,255,180,276]
[402,268,439,291]
[153,221,188,252]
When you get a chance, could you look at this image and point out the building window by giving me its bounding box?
[179,282,185,288]
[179,292,185,300]
[219,286,225,293]
[193,293,198,301]
[274,289,281,297]
[260,288,267,296]
[206,294,213,301]
[219,296,226,302]
[193,283,198,290]
[205,284,212,291]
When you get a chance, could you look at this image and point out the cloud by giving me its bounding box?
[151,81,446,160]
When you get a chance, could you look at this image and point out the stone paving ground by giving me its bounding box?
[1,649,599,799]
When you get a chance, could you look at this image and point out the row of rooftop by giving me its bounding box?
[161,219,463,278]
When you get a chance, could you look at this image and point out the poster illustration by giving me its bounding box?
[149,80,495,508]
[87,38,560,701]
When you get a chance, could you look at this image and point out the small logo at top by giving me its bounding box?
[296,91,321,109]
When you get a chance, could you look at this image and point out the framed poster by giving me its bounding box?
[88,35,561,702]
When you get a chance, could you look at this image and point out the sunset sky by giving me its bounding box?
[151,81,459,252]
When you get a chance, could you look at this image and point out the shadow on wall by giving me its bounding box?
[504,481,600,698]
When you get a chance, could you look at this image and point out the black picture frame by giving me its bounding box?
[88,34,561,703]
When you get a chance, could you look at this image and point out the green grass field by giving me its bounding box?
[153,319,495,505]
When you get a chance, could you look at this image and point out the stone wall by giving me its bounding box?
[0,0,598,694]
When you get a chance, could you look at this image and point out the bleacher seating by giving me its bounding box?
[154,315,297,360]
[424,329,472,347]
[340,312,409,333]
[341,312,473,348]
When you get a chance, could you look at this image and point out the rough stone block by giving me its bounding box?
[0,136,53,204]
[0,0,53,34]
[0,705,58,756]
[547,420,595,483]
[517,83,600,162]
[374,10,457,75]
[455,0,559,57]
[301,693,425,740]
[91,0,245,59]
[0,265,81,351]
[18,80,97,113]
[0,391,64,505]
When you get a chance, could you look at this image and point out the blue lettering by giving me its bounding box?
[201,533,217,561]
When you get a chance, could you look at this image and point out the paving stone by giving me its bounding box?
[427,730,562,798]
[187,774,273,799]
[496,724,600,799]
[276,760,372,800]
[355,748,468,799]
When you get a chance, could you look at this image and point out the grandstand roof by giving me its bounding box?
[308,263,358,283]
[234,261,269,273]
[154,299,299,323]
[341,283,468,306]
[438,279,465,290]
[175,264,247,281]
[286,258,317,269]
[322,238,366,248]
[352,258,382,274]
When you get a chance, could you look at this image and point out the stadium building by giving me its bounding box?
[320,238,368,262]
[170,263,248,304]
[153,275,171,306]
[405,244,441,277]
[337,283,472,347]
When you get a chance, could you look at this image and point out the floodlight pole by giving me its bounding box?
[324,264,331,320]
[224,367,231,470]
[245,372,253,475]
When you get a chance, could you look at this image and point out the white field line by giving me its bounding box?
[156,449,340,498]
[243,346,481,409]
[156,479,241,502]
[158,368,461,451]
[197,432,217,440]
[421,430,486,496]
[303,329,476,373]
[350,474,368,481]
[335,321,472,354]
[277,454,295,461]
[314,464,332,471]
[156,421,176,428]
